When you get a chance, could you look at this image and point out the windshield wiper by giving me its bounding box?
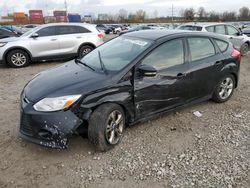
[75,58,95,71]
[98,50,107,74]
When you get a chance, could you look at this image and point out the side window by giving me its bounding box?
[214,39,229,52]
[227,25,239,36]
[37,26,56,37]
[188,37,215,61]
[215,25,226,35]
[56,26,75,35]
[142,39,184,70]
[206,26,214,32]
[77,26,91,33]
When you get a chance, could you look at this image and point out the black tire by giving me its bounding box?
[240,43,249,56]
[212,74,235,103]
[6,49,30,68]
[88,103,125,152]
[78,45,94,58]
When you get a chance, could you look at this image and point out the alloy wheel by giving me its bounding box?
[11,53,27,67]
[219,77,234,100]
[105,110,124,145]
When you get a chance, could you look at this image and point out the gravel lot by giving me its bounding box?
[0,36,249,187]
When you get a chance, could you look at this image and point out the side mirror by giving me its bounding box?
[138,64,157,77]
[31,33,39,38]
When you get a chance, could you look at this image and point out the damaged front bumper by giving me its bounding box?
[19,96,83,149]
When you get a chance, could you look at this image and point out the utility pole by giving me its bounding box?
[169,4,176,22]
[65,0,68,15]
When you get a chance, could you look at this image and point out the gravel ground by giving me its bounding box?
[0,39,249,187]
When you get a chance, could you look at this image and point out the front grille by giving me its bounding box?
[20,114,34,136]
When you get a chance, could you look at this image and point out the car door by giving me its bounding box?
[226,25,244,50]
[55,25,79,55]
[134,38,190,118]
[29,26,59,57]
[186,37,220,101]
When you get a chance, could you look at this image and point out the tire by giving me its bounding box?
[240,43,249,56]
[6,49,30,68]
[212,74,235,103]
[88,103,125,152]
[78,45,94,58]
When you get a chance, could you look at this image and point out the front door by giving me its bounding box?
[134,38,190,118]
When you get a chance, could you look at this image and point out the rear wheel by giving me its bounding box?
[88,103,125,151]
[240,43,249,56]
[212,75,235,103]
[78,45,94,58]
[7,49,30,68]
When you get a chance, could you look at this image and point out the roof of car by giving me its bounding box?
[179,22,229,27]
[123,30,226,41]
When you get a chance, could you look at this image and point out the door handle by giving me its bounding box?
[229,37,233,39]
[76,36,82,39]
[51,39,57,41]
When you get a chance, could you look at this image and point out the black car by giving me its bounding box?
[96,24,112,34]
[19,30,241,151]
[0,28,17,39]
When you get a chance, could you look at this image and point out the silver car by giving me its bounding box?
[0,23,104,68]
[177,23,250,56]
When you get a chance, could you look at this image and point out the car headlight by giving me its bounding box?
[33,95,81,112]
[0,42,7,47]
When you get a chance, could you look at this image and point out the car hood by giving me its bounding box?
[24,61,112,103]
[0,36,20,42]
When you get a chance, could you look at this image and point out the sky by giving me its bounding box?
[0,0,250,17]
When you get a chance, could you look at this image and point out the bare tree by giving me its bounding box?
[198,7,206,20]
[222,11,237,21]
[183,8,195,21]
[118,9,128,22]
[239,7,250,20]
[135,9,146,22]
[153,10,158,19]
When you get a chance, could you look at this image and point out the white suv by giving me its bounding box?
[177,23,250,56]
[0,23,104,68]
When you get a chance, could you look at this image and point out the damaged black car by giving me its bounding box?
[19,30,241,151]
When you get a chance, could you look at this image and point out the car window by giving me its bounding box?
[37,26,56,37]
[77,26,91,33]
[142,39,184,70]
[56,26,75,35]
[188,37,215,61]
[206,26,214,32]
[227,25,239,36]
[215,25,226,35]
[214,39,228,52]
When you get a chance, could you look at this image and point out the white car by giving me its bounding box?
[176,22,250,56]
[0,23,104,68]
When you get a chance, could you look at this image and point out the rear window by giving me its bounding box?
[188,37,215,61]
[206,26,214,32]
[215,25,226,35]
[179,25,202,31]
[214,39,229,52]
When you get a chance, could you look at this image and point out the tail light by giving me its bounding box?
[231,49,241,63]
[98,33,104,39]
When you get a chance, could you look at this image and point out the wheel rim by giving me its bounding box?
[81,48,92,57]
[219,77,234,100]
[11,53,26,66]
[241,44,249,55]
[105,110,124,145]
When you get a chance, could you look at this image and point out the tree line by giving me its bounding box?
[95,6,250,23]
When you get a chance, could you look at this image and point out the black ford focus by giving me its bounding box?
[19,30,241,151]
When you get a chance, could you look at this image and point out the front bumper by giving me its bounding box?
[19,95,83,149]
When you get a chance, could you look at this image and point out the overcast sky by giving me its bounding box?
[1,0,250,17]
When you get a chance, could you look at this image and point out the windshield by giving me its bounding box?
[82,36,153,72]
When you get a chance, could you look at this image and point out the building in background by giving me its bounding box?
[29,10,44,24]
[13,12,29,24]
[44,16,57,23]
[98,14,109,21]
[83,15,93,23]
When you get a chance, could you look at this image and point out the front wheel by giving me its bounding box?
[7,49,30,68]
[88,103,125,151]
[212,75,235,103]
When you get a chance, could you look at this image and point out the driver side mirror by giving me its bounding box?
[31,33,39,38]
[138,64,157,77]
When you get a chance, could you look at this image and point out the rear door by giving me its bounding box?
[29,26,59,57]
[186,37,222,100]
[134,38,191,118]
[226,25,244,50]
